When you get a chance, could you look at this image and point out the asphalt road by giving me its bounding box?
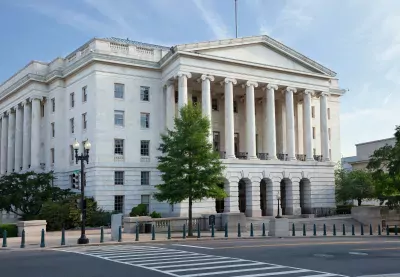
[1,237,399,277]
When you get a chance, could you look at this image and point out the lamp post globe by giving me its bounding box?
[275,192,282,219]
[75,138,91,245]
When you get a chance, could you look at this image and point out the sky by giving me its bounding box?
[0,0,399,157]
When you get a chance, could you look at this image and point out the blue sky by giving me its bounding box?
[1,0,399,157]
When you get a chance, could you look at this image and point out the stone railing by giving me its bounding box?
[123,216,208,233]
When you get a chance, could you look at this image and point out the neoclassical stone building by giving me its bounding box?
[0,35,344,220]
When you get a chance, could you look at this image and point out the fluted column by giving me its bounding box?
[265,84,278,159]
[165,80,175,130]
[22,100,31,170]
[176,72,192,111]
[1,115,8,174]
[200,74,214,144]
[285,87,297,160]
[303,90,314,161]
[30,97,41,169]
[223,78,237,159]
[7,109,16,173]
[14,105,23,172]
[243,81,258,160]
[319,91,330,161]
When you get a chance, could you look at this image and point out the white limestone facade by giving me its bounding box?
[0,36,345,219]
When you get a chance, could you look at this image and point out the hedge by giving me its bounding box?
[0,224,18,238]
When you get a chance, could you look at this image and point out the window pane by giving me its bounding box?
[114,83,124,99]
[114,139,124,155]
[114,195,124,213]
[114,110,124,126]
[141,195,150,204]
[140,140,149,156]
[114,171,124,185]
[140,113,150,128]
[140,86,149,101]
[141,171,150,185]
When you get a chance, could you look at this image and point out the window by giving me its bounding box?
[50,148,55,164]
[114,110,124,126]
[82,113,87,130]
[140,113,150,129]
[70,118,74,134]
[192,96,198,105]
[140,140,150,156]
[141,195,150,213]
[70,145,74,162]
[327,108,331,120]
[312,106,315,118]
[114,195,124,213]
[312,127,316,139]
[70,92,75,108]
[82,86,87,102]
[212,99,218,111]
[213,131,220,151]
[114,139,124,155]
[328,128,331,140]
[114,83,124,99]
[51,98,55,112]
[141,171,150,185]
[51,123,55,137]
[233,101,238,113]
[41,104,45,117]
[114,171,124,185]
[140,86,150,101]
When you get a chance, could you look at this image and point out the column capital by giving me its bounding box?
[199,74,215,82]
[304,89,315,96]
[221,78,237,86]
[165,79,175,87]
[175,71,192,79]
[30,96,43,102]
[285,87,297,93]
[21,99,30,106]
[317,91,330,97]
[242,81,258,89]
[266,84,278,90]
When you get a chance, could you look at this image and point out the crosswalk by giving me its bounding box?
[57,245,346,277]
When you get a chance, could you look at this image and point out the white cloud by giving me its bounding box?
[192,0,231,39]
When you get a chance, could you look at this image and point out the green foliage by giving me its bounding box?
[38,195,111,231]
[0,224,18,238]
[129,204,148,217]
[149,211,162,218]
[335,166,375,206]
[154,104,227,236]
[367,125,400,207]
[0,171,64,219]
[335,204,354,214]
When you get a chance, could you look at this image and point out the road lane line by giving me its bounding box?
[230,269,310,277]
[348,252,368,256]
[180,265,285,276]
[297,274,338,277]
[356,274,400,277]
[215,241,370,249]
[137,256,228,266]
[155,259,246,269]
[168,262,262,272]
[118,253,204,262]
[172,244,214,249]
[353,247,400,251]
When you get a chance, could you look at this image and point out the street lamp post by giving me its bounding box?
[73,139,91,245]
[275,192,282,219]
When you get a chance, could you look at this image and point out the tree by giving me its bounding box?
[0,171,66,219]
[154,103,227,237]
[335,166,375,206]
[367,125,400,207]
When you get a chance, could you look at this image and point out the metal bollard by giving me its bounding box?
[387,225,390,236]
[352,224,355,236]
[369,224,373,235]
[333,224,336,236]
[378,224,381,236]
[21,229,26,248]
[224,222,228,238]
[343,224,346,236]
[262,223,266,237]
[211,223,215,238]
[100,226,104,243]
[303,224,306,236]
[118,226,122,242]
[197,222,200,239]
[395,225,398,236]
[313,224,316,236]
[237,223,241,238]
[2,230,7,248]
[135,224,139,241]
[250,223,254,237]
[292,223,295,236]
[40,229,46,248]
[61,228,66,246]
[167,223,171,240]
[361,224,364,236]
[151,224,155,241]
[323,224,326,236]
[182,224,186,239]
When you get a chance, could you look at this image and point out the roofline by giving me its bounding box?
[355,137,396,147]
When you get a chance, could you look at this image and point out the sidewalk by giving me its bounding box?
[1,228,395,250]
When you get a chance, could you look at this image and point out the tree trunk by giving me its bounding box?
[188,195,193,237]
[357,198,362,206]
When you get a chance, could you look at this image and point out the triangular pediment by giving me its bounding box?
[175,36,336,77]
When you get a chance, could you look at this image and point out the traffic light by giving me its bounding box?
[72,173,80,189]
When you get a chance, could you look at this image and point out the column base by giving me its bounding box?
[288,157,297,161]
[306,158,314,161]
[268,156,277,160]
[245,209,262,217]
[226,155,237,160]
[247,156,258,160]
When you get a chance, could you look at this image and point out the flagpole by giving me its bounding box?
[235,0,238,38]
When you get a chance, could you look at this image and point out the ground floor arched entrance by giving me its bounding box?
[300,178,312,214]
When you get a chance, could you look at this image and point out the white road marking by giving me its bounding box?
[55,245,347,277]
[313,254,335,258]
[348,252,368,256]
[172,244,214,249]
[356,274,400,277]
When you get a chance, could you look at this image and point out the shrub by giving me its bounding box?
[0,224,18,238]
[129,204,148,217]
[336,205,354,214]
[150,211,162,218]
